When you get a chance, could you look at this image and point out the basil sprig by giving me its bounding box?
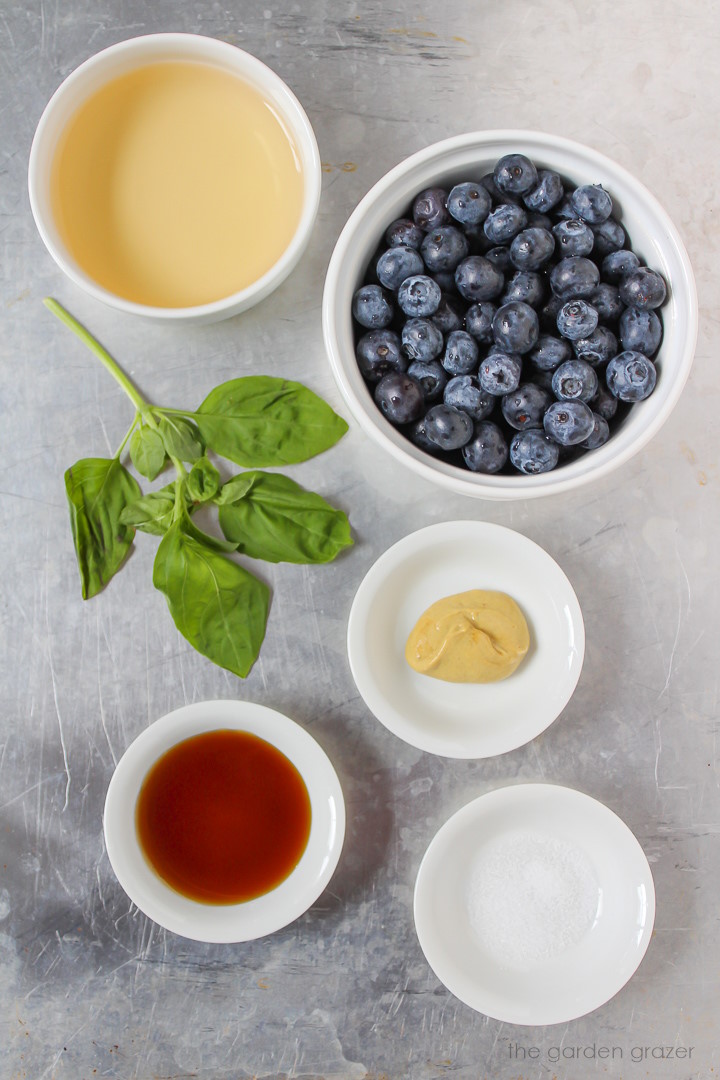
[47,299,352,678]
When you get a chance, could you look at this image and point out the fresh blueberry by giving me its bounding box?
[407,360,447,403]
[602,249,640,283]
[424,404,474,450]
[376,245,424,290]
[501,383,551,430]
[532,368,556,394]
[352,284,394,329]
[397,275,442,317]
[413,187,451,230]
[431,294,464,334]
[606,351,657,401]
[374,372,425,424]
[523,169,564,213]
[589,283,624,324]
[539,294,565,330]
[463,421,509,473]
[493,154,538,195]
[444,375,495,420]
[509,227,555,270]
[618,267,667,310]
[509,429,560,474]
[421,226,470,273]
[543,400,596,444]
[455,256,505,302]
[502,270,545,308]
[480,172,523,205]
[484,203,528,244]
[529,333,572,371]
[401,317,444,362]
[478,350,523,395]
[588,384,619,421]
[408,414,442,454]
[551,219,595,258]
[549,256,600,300]
[557,300,599,341]
[485,246,514,273]
[591,217,626,256]
[385,218,424,250]
[581,413,610,449]
[447,181,492,226]
[356,329,405,383]
[551,359,599,402]
[619,307,662,356]
[573,326,618,366]
[492,301,539,354]
[570,184,613,224]
[442,330,480,375]
[554,194,577,220]
[465,302,497,342]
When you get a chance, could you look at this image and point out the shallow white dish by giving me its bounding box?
[104,700,344,942]
[347,521,584,758]
[414,783,655,1025]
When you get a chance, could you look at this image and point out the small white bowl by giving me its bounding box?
[347,521,584,758]
[414,783,655,1025]
[103,700,345,942]
[28,33,321,324]
[322,130,698,499]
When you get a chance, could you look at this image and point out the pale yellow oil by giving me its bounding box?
[50,61,304,307]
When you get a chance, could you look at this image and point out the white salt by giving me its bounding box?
[466,830,599,969]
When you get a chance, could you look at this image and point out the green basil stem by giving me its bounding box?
[114,413,141,460]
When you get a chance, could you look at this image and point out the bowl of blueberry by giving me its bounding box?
[322,131,697,498]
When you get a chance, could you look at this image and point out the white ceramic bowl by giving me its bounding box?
[414,783,655,1025]
[322,130,697,499]
[103,700,345,942]
[29,33,321,324]
[347,521,584,758]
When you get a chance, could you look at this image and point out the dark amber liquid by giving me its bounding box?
[135,730,312,904]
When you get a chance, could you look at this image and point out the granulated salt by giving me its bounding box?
[466,830,599,969]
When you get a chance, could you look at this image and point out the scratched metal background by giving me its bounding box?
[1,2,718,1078]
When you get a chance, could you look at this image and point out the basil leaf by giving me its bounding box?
[218,470,353,564]
[182,512,238,554]
[119,490,176,536]
[193,376,348,466]
[187,456,220,503]
[153,522,269,678]
[156,415,204,462]
[65,457,141,599]
[129,425,166,480]
[214,473,255,506]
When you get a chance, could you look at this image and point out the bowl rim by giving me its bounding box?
[322,129,698,500]
[28,32,322,322]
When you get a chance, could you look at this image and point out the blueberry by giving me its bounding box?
[431,294,464,334]
[447,181,492,226]
[413,187,451,230]
[442,330,480,375]
[493,153,538,195]
[588,384,619,421]
[407,360,447,402]
[602,249,640,283]
[432,271,459,294]
[424,404,474,450]
[551,219,595,258]
[554,194,577,220]
[464,301,497,342]
[529,333,572,371]
[557,300,599,341]
[401,317,444,362]
[618,267,667,310]
[463,421,509,473]
[454,256,505,302]
[539,294,565,330]
[589,283,624,324]
[421,226,470,273]
[478,350,522,395]
[551,359,598,402]
[397,275,442,317]
[509,227,555,270]
[480,172,522,205]
[501,383,551,430]
[509,429,560,474]
[483,203,528,244]
[573,326,618,366]
[619,307,662,356]
[444,375,495,420]
[492,301,540,354]
[376,245,424,290]
[385,218,424,250]
[374,372,425,424]
[549,256,600,300]
[352,284,394,329]
[502,270,545,308]
[485,246,514,273]
[581,413,610,450]
[606,351,657,401]
[591,217,626,256]
[532,368,556,394]
[523,169,564,213]
[356,329,405,383]
[570,184,613,224]
[543,400,595,444]
[408,414,442,454]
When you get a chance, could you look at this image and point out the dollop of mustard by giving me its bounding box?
[404,589,530,683]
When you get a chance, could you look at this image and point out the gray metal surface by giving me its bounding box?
[1,2,717,1077]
